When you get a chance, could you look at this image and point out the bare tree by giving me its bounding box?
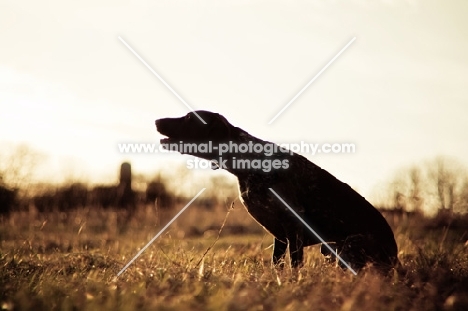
[426,157,464,212]
[384,156,468,214]
[0,144,42,189]
[0,144,43,213]
[387,165,424,212]
[408,166,423,212]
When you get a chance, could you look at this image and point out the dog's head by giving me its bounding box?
[155,110,235,159]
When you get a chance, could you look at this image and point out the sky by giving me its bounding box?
[1,0,467,201]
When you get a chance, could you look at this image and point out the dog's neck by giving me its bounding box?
[213,131,289,178]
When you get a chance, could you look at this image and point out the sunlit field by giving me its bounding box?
[1,203,468,311]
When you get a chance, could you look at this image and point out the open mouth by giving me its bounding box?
[160,137,173,145]
[155,120,176,145]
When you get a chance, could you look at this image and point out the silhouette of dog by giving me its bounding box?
[156,111,398,272]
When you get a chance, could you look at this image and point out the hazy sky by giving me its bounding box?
[1,0,467,200]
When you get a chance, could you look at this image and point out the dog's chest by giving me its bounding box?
[237,178,296,238]
[237,178,281,216]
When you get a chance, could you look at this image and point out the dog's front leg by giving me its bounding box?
[289,235,304,268]
[272,238,288,268]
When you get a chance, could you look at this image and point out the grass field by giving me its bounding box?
[1,203,468,311]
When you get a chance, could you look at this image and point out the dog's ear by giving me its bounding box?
[207,113,234,142]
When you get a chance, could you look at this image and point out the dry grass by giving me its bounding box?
[1,204,468,311]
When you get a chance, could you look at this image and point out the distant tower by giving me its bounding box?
[120,162,132,190]
[118,162,134,208]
